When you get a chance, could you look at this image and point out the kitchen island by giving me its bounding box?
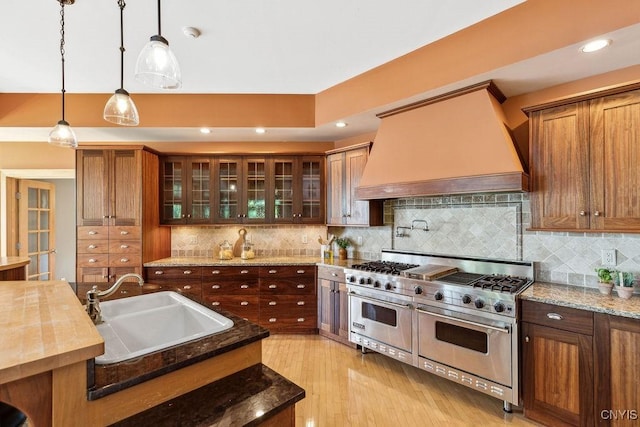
[0,257,30,280]
[0,280,304,426]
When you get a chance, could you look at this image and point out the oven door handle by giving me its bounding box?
[349,292,413,310]
[416,307,510,334]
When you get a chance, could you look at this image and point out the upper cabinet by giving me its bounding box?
[326,143,383,226]
[526,84,640,232]
[161,154,325,225]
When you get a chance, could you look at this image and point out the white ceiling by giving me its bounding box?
[2,0,639,143]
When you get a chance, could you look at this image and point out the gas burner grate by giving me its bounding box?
[471,276,532,293]
[350,261,419,275]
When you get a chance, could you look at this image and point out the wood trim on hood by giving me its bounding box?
[355,81,529,200]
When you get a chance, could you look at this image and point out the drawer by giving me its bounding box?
[77,254,109,268]
[259,312,317,330]
[317,266,345,282]
[260,278,316,295]
[109,254,142,268]
[143,282,202,301]
[202,280,259,296]
[259,295,316,316]
[77,239,109,254]
[145,266,202,280]
[77,226,109,240]
[109,240,142,254]
[109,226,141,240]
[203,266,260,279]
[203,295,259,323]
[259,265,316,280]
[521,300,594,335]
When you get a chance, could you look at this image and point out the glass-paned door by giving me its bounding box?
[18,180,56,280]
[245,160,266,221]
[190,160,211,221]
[162,159,184,221]
[217,159,240,221]
[301,159,323,221]
[274,159,294,221]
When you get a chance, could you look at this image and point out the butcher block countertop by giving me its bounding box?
[520,281,640,319]
[0,256,29,272]
[0,280,104,384]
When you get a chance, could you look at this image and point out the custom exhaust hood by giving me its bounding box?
[355,81,529,200]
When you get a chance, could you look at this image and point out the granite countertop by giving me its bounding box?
[145,256,369,268]
[0,280,104,384]
[521,282,640,319]
[110,363,305,427]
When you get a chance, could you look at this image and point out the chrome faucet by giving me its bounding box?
[86,273,144,325]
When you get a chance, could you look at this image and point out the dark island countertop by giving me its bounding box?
[520,281,640,319]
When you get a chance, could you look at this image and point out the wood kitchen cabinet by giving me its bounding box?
[326,142,383,226]
[143,266,203,302]
[201,266,260,323]
[259,265,317,333]
[272,156,325,224]
[76,147,170,283]
[526,84,640,232]
[160,156,213,225]
[521,300,595,427]
[317,265,352,346]
[594,313,640,426]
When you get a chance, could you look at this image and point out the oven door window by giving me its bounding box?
[435,321,488,354]
[362,302,397,327]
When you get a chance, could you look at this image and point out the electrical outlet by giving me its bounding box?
[189,236,198,245]
[357,236,363,245]
[602,249,616,266]
[302,235,308,244]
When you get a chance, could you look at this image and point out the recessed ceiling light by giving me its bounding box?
[335,121,348,128]
[255,127,266,134]
[199,128,211,134]
[580,39,611,53]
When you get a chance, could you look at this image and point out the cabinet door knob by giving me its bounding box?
[594,210,601,217]
[525,336,530,343]
[546,313,563,320]
[579,210,587,216]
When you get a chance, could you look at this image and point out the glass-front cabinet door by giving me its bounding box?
[273,157,295,222]
[244,158,267,223]
[298,156,324,223]
[214,157,242,223]
[189,158,212,223]
[160,157,212,224]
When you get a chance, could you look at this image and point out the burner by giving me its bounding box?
[351,261,419,275]
[471,275,531,293]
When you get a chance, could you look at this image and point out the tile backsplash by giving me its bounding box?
[170,192,640,289]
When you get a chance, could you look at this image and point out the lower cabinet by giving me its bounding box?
[201,266,260,323]
[142,266,203,302]
[521,300,594,427]
[317,265,352,346]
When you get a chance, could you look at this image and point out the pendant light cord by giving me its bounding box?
[118,0,125,89]
[58,1,67,122]
[157,0,162,36]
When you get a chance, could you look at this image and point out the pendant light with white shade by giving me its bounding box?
[104,0,139,126]
[48,0,78,148]
[135,0,181,89]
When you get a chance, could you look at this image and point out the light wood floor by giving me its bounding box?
[262,335,541,427]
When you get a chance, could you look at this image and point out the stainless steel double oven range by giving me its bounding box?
[346,250,534,412]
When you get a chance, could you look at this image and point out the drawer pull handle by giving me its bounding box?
[331,272,338,277]
[297,301,305,306]
[297,318,305,322]
[269,318,277,323]
[183,270,192,275]
[120,244,129,249]
[154,271,164,275]
[269,301,277,306]
[546,313,563,320]
[120,258,129,263]
[88,231,98,235]
[268,269,277,274]
[525,336,530,343]
[211,302,220,306]
[120,231,129,235]
[88,258,97,263]
[297,270,305,274]
[183,285,192,290]
[211,270,220,274]
[211,285,220,289]
[88,244,97,249]
[120,290,128,294]
[241,301,249,306]
[240,284,249,289]
[297,284,305,289]
[269,284,277,289]
[240,270,249,274]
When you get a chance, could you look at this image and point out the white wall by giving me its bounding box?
[43,178,76,281]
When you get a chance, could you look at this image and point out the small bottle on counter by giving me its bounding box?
[219,240,233,260]
[241,242,255,259]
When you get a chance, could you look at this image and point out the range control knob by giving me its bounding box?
[385,283,393,291]
[461,294,472,304]
[366,277,373,285]
[434,291,444,301]
[474,299,485,309]
[358,277,365,285]
[348,276,356,283]
[494,302,506,313]
[414,286,423,295]
[373,281,381,288]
